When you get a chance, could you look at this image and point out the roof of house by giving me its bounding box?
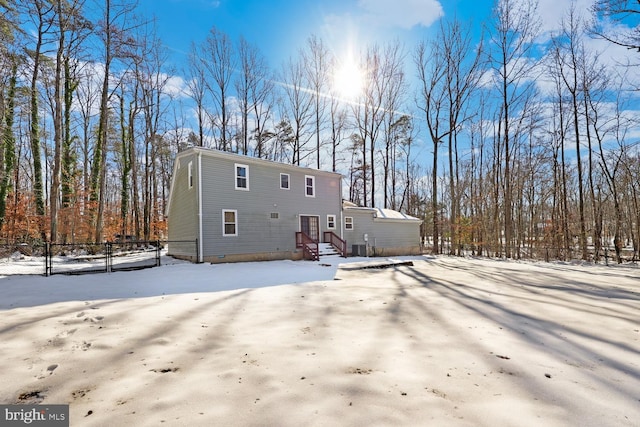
[167,147,344,217]
[343,202,422,222]
[181,147,343,179]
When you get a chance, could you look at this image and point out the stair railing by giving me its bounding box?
[295,231,319,261]
[323,231,347,257]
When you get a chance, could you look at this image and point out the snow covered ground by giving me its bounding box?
[0,247,160,276]
[0,255,638,426]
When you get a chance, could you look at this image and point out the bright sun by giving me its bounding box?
[332,57,364,100]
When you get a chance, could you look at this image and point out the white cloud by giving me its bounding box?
[323,0,443,43]
[164,75,191,99]
[357,0,444,30]
[536,0,596,34]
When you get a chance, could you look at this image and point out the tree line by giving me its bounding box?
[0,0,638,263]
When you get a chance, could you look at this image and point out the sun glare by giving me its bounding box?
[332,57,364,100]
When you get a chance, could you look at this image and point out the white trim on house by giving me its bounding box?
[299,214,321,241]
[327,214,336,230]
[305,175,316,197]
[345,216,354,230]
[222,209,238,236]
[280,173,290,190]
[198,152,203,262]
[235,163,249,191]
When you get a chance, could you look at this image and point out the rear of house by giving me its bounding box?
[166,148,343,263]
[343,202,422,257]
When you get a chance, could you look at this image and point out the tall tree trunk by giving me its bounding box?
[0,62,17,233]
[29,2,50,240]
[61,57,78,244]
[50,0,66,243]
[432,142,439,254]
[92,0,113,243]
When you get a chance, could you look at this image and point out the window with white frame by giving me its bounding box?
[222,210,238,236]
[235,164,249,190]
[345,216,354,230]
[188,161,193,189]
[327,214,336,230]
[305,175,315,197]
[280,173,290,190]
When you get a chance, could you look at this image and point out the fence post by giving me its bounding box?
[45,242,50,277]
[156,240,161,267]
[106,242,112,273]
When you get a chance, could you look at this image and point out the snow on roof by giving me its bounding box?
[343,203,421,222]
[375,208,420,221]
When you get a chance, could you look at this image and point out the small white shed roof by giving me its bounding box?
[343,202,421,222]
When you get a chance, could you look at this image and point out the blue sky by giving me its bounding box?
[138,0,494,70]
[136,0,637,95]
[134,0,640,162]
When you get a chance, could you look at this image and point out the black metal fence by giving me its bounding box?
[0,240,198,276]
[45,241,163,276]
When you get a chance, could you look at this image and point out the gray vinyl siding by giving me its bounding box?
[344,209,420,250]
[343,210,375,246]
[198,151,342,259]
[167,153,199,257]
[369,221,421,248]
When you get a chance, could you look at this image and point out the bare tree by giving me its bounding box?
[280,56,313,165]
[591,1,640,53]
[380,50,407,210]
[326,56,348,172]
[50,0,90,243]
[489,0,541,258]
[235,36,271,156]
[551,5,592,260]
[441,17,483,255]
[590,79,636,263]
[90,0,138,242]
[353,41,404,208]
[24,0,54,239]
[201,26,235,151]
[75,64,100,207]
[415,39,449,254]
[135,28,170,241]
[186,42,208,147]
[302,35,329,169]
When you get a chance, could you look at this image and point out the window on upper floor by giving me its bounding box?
[280,173,290,190]
[222,209,238,236]
[188,161,193,189]
[235,164,249,190]
[305,175,315,197]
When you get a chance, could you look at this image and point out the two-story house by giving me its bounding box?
[166,147,345,263]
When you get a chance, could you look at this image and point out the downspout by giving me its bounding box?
[198,151,203,263]
[339,176,344,241]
